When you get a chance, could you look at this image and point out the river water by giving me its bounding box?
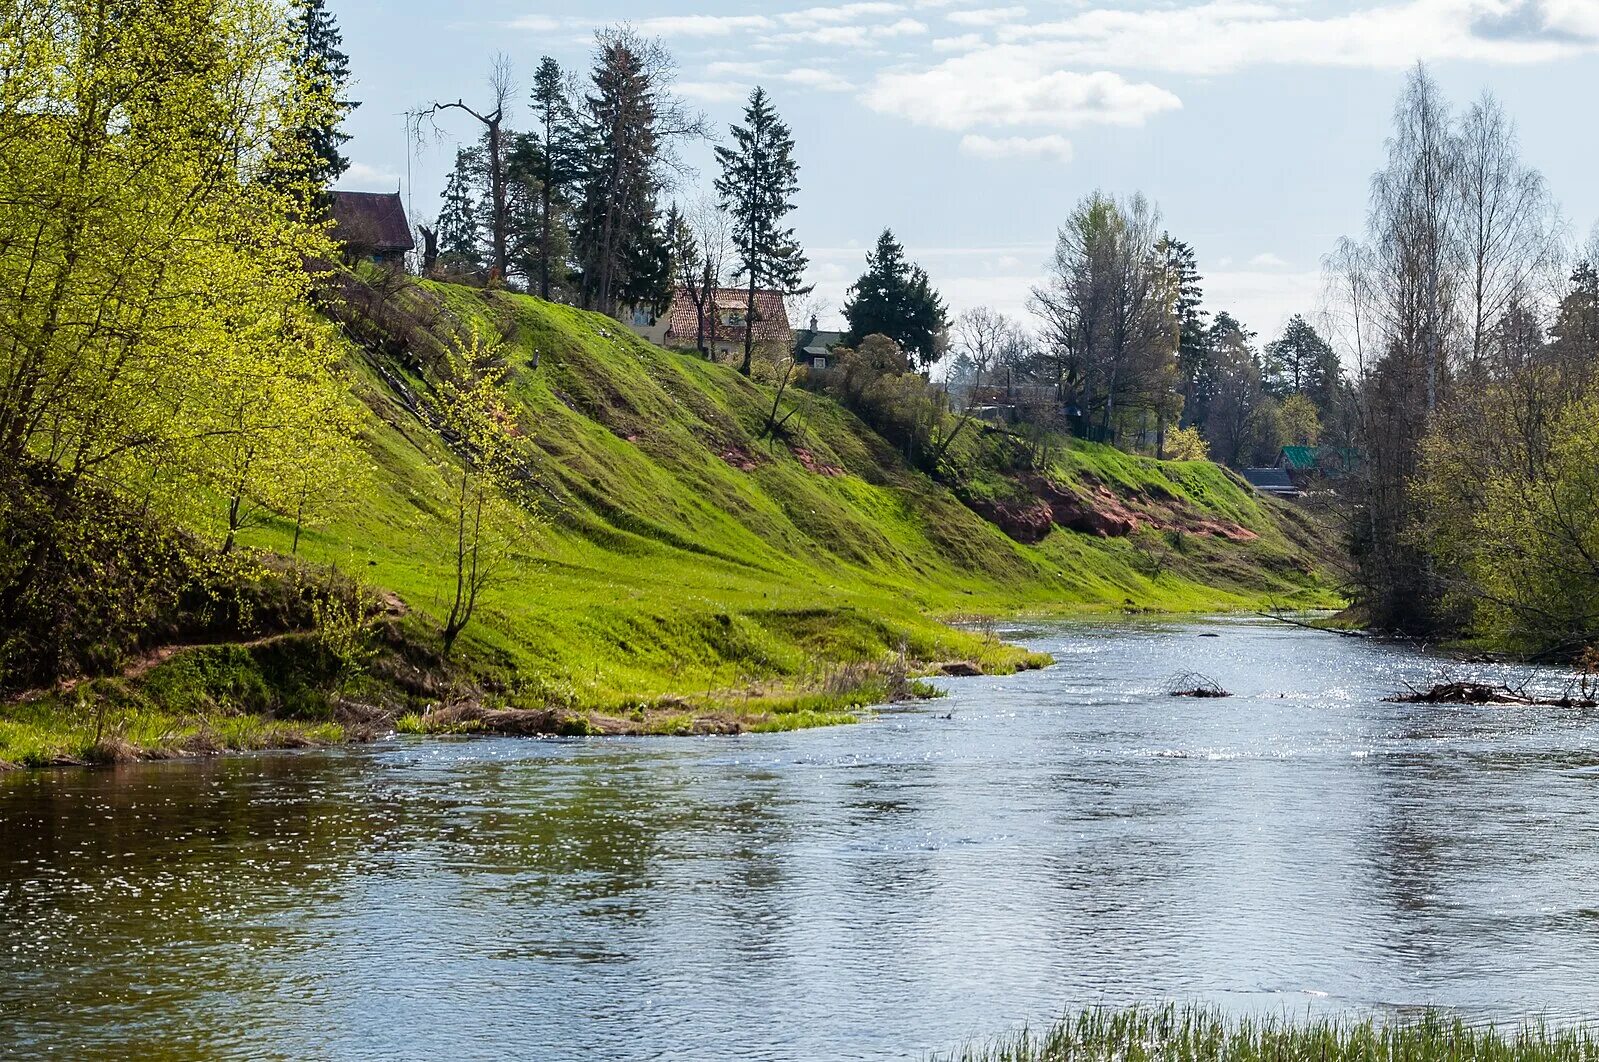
[3,618,1598,1060]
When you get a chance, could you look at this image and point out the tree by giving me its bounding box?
[1455,93,1559,376]
[667,200,729,358]
[0,0,353,670]
[573,29,703,316]
[436,146,486,273]
[430,329,535,658]
[282,0,357,190]
[1263,314,1340,405]
[1031,192,1176,445]
[1199,313,1263,467]
[416,56,516,283]
[528,57,582,300]
[0,0,340,495]
[1159,235,1209,425]
[931,306,1017,467]
[843,230,948,372]
[715,87,810,376]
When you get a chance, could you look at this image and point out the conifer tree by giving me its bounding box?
[529,58,582,300]
[437,147,485,272]
[714,87,809,376]
[284,0,357,189]
[843,230,948,371]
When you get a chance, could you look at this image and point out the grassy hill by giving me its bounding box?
[0,278,1340,764]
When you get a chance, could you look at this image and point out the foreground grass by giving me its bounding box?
[937,1006,1599,1062]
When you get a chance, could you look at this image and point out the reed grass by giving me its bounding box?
[938,1005,1599,1062]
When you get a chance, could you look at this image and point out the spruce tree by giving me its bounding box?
[714,87,809,376]
[843,230,948,371]
[285,0,357,189]
[437,147,485,273]
[529,58,582,300]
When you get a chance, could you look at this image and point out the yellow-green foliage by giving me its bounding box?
[0,0,354,541]
[1419,380,1599,654]
[239,280,1336,711]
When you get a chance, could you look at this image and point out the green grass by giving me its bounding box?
[241,281,1338,717]
[937,1005,1599,1062]
[1,278,1341,766]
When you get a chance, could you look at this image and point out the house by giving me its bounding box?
[327,190,414,267]
[793,315,846,370]
[1241,466,1300,497]
[1277,446,1361,488]
[626,287,794,359]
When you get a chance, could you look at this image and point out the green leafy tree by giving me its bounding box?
[283,0,357,189]
[843,230,948,372]
[714,87,810,376]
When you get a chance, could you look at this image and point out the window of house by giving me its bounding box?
[813,357,826,369]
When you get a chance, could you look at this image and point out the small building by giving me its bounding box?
[327,190,414,267]
[1277,446,1361,488]
[626,287,794,359]
[793,316,847,370]
[1241,467,1300,497]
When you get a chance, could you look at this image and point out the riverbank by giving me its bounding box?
[0,623,1048,769]
[1,280,1342,769]
[936,1005,1599,1062]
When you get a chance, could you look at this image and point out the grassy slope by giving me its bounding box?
[0,281,1338,765]
[257,283,1335,707]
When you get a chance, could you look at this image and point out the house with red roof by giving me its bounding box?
[627,286,794,360]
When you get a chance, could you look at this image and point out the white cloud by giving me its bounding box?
[866,58,1182,130]
[947,5,1029,26]
[993,0,1597,74]
[342,162,402,191]
[933,32,984,50]
[1249,251,1289,268]
[508,14,561,32]
[634,14,775,37]
[960,133,1075,162]
[677,81,752,103]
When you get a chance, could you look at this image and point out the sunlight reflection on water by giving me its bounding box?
[2,617,1598,1060]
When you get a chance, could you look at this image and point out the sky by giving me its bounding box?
[331,0,1599,338]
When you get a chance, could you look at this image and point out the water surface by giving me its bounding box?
[3,618,1598,1060]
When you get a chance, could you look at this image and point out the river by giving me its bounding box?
[3,618,1598,1060]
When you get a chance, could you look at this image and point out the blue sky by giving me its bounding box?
[333,0,1599,338]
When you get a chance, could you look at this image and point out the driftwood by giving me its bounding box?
[1386,681,1596,708]
[1255,610,1366,638]
[1165,671,1231,698]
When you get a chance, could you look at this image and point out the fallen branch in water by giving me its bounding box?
[1165,671,1231,698]
[1254,609,1366,638]
[1386,680,1596,708]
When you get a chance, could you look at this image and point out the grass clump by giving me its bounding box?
[937,1005,1599,1062]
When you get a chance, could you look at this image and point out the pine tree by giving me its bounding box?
[1264,314,1338,406]
[437,147,485,273]
[284,0,357,189]
[574,33,659,315]
[529,58,582,300]
[1158,235,1210,426]
[714,87,810,375]
[843,230,948,371]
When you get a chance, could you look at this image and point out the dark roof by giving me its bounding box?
[328,191,415,254]
[1242,467,1299,494]
[796,329,846,357]
[665,287,793,345]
